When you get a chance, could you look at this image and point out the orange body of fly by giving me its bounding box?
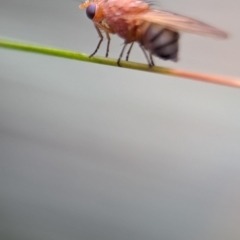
[79,0,227,66]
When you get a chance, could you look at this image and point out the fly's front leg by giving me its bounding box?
[105,32,111,57]
[89,25,103,58]
[92,22,115,58]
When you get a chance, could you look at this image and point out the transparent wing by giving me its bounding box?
[124,9,228,38]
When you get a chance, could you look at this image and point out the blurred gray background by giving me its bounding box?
[1,0,240,239]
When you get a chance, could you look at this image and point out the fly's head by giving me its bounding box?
[79,0,105,22]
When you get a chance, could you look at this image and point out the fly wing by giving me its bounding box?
[124,9,228,38]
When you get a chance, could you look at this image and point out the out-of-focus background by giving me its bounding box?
[1,0,240,239]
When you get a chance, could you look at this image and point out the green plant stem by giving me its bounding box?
[1,38,240,88]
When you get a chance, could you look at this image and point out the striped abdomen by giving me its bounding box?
[138,23,180,61]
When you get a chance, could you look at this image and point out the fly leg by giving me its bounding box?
[89,25,103,58]
[139,45,153,67]
[90,22,114,58]
[105,32,111,57]
[117,43,128,67]
[125,42,134,61]
[149,54,155,67]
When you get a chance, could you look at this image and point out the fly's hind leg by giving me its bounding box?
[139,45,153,67]
[149,54,155,67]
[89,25,103,58]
